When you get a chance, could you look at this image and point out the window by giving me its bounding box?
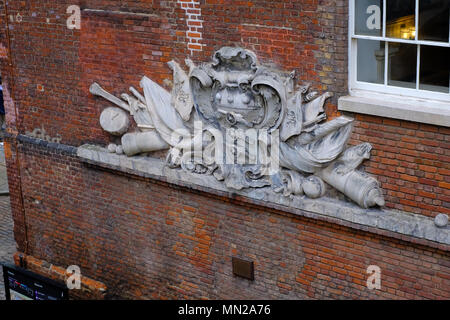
[350,0,450,101]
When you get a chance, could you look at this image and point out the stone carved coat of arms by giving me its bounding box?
[89,47,385,209]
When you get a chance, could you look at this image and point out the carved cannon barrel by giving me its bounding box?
[121,131,169,156]
[318,168,385,208]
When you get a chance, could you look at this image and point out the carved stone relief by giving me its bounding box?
[88,47,385,209]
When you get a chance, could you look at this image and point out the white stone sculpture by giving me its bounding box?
[89,47,385,208]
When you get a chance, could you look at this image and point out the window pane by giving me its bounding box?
[386,0,416,39]
[357,39,385,84]
[419,0,449,42]
[355,0,383,36]
[420,46,449,93]
[388,42,417,88]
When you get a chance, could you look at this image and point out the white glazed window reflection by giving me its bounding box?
[388,42,417,89]
[357,39,385,84]
[386,0,415,39]
[420,46,450,93]
[419,0,449,42]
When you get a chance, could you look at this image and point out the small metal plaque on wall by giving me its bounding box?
[232,257,254,281]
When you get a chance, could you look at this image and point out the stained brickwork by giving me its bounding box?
[0,0,448,299]
[5,139,450,299]
[350,115,450,218]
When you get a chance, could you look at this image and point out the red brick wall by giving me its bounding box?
[8,140,450,299]
[0,0,449,299]
[351,115,450,218]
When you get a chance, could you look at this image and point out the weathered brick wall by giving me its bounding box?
[350,115,450,218]
[9,139,450,299]
[0,0,449,299]
[0,1,83,144]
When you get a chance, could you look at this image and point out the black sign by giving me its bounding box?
[2,263,68,300]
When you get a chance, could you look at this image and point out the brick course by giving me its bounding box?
[0,0,448,299]
[350,115,450,218]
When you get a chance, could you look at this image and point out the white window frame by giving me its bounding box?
[348,0,450,102]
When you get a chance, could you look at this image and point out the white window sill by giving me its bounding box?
[338,90,450,127]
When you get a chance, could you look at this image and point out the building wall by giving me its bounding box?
[352,115,450,218]
[5,138,450,299]
[0,0,449,299]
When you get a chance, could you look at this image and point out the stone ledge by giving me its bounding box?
[338,93,450,127]
[77,144,450,250]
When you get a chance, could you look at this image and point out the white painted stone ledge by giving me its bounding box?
[77,144,450,247]
[339,92,450,127]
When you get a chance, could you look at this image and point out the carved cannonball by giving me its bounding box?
[434,214,448,228]
[107,143,117,153]
[100,107,130,136]
[302,176,326,199]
